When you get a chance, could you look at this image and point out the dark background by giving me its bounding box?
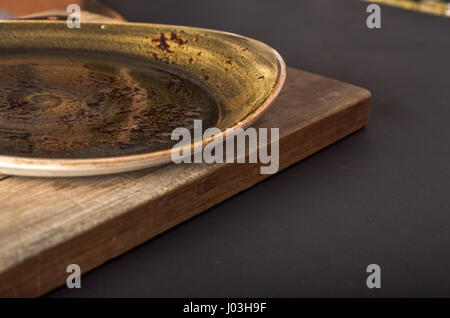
[48,0,450,297]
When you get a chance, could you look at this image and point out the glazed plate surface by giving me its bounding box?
[0,21,285,176]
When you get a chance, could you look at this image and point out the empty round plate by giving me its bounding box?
[0,21,285,177]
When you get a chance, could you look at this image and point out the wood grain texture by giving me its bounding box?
[0,67,370,297]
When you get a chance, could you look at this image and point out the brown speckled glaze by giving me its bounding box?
[0,21,285,176]
[0,51,220,158]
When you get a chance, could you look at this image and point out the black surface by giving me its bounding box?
[48,0,450,297]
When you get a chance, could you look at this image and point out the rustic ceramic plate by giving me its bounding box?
[0,21,285,177]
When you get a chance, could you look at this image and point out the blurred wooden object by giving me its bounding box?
[0,0,125,20]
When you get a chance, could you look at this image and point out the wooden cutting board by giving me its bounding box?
[0,67,370,297]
